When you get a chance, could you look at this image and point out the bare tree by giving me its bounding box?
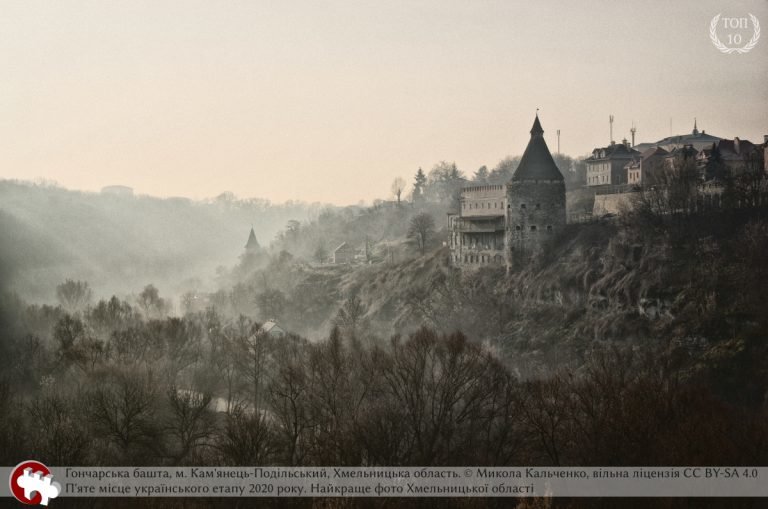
[210,325,243,414]
[313,244,328,264]
[87,373,158,462]
[381,328,505,464]
[28,391,90,464]
[53,315,104,373]
[56,279,93,313]
[391,177,406,205]
[268,337,312,465]
[255,288,287,321]
[164,386,215,465]
[237,325,272,412]
[408,212,436,255]
[333,295,369,341]
[217,408,276,466]
[110,327,153,367]
[137,284,170,319]
[517,375,571,465]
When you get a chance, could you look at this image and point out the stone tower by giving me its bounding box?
[505,114,566,269]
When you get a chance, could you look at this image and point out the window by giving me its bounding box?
[521,204,526,209]
[547,225,553,231]
[515,225,521,231]
[530,225,537,231]
[535,203,541,210]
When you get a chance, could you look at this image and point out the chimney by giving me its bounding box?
[734,137,741,154]
[622,137,629,148]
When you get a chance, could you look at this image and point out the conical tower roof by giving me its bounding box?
[245,227,259,249]
[512,115,564,182]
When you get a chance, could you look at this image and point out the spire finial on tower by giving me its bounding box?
[530,111,544,136]
[693,117,699,135]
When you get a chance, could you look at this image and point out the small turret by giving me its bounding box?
[245,227,260,251]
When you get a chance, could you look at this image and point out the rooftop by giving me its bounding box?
[245,227,259,249]
[587,142,640,161]
[512,115,564,182]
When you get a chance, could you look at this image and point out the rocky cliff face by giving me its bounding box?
[339,213,765,380]
[236,210,767,393]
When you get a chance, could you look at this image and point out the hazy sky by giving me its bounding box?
[1,0,766,205]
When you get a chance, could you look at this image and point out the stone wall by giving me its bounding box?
[592,191,638,216]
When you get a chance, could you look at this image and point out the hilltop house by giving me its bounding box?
[260,320,286,338]
[585,140,640,187]
[625,146,669,186]
[697,137,763,178]
[331,242,356,264]
[633,120,722,153]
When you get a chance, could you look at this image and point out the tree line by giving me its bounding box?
[1,287,765,474]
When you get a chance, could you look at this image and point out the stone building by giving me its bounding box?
[585,140,640,187]
[449,184,506,265]
[696,137,762,177]
[625,146,669,186]
[449,115,566,269]
[639,120,722,153]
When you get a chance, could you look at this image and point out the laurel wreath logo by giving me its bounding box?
[710,13,761,54]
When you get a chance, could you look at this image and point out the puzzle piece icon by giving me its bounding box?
[16,467,61,506]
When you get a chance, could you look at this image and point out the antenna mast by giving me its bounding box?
[609,115,614,144]
[630,122,637,147]
[557,129,561,153]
